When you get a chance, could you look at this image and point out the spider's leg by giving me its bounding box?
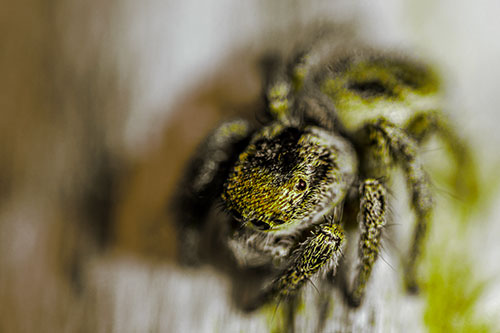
[264,39,318,110]
[173,119,252,265]
[264,56,294,123]
[244,223,345,311]
[265,44,338,130]
[406,111,479,210]
[369,119,433,292]
[348,179,387,307]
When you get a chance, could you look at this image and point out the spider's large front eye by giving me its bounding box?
[295,179,308,191]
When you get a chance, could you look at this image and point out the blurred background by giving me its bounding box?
[1,0,500,331]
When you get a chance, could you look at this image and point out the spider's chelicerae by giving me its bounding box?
[174,38,477,311]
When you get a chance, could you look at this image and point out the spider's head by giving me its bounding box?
[222,122,356,231]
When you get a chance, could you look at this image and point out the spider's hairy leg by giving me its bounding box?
[264,41,316,116]
[348,179,387,307]
[245,223,345,311]
[406,111,479,210]
[263,55,293,122]
[265,40,341,129]
[173,119,252,264]
[369,119,434,292]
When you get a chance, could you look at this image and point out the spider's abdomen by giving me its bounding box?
[319,54,442,133]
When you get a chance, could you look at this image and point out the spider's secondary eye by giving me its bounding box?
[250,219,270,230]
[230,209,243,221]
[296,179,307,191]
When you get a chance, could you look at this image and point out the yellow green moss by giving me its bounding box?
[423,250,493,333]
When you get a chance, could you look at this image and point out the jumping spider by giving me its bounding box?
[174,38,477,311]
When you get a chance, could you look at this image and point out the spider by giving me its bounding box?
[173,37,477,311]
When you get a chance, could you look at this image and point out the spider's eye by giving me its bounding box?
[230,209,243,221]
[250,219,270,230]
[295,179,308,191]
[273,218,286,225]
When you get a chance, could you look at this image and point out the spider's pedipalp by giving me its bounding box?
[245,223,345,310]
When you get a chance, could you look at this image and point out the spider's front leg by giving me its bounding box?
[367,119,434,292]
[244,223,345,311]
[173,120,252,265]
[348,179,387,307]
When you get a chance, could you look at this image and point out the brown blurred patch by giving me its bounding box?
[112,50,264,260]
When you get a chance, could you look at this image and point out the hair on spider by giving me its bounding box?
[173,30,479,316]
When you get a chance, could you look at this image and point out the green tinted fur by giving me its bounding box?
[320,56,441,132]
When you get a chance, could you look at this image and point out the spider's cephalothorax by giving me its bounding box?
[222,122,357,231]
[174,38,478,312]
